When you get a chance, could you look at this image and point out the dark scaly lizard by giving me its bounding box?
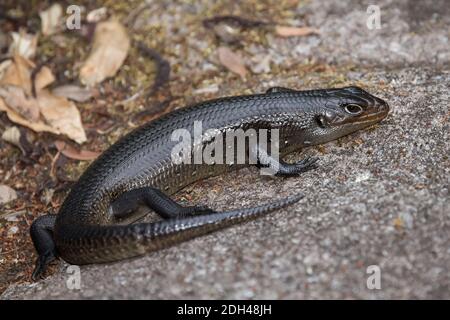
[30,86,389,279]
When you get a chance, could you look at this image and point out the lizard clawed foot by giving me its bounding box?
[31,250,56,281]
[292,156,319,173]
[274,156,319,176]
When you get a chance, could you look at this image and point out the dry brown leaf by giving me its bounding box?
[34,66,55,91]
[0,60,12,80]
[9,30,38,59]
[0,185,17,205]
[79,19,130,86]
[275,26,320,37]
[2,125,30,155]
[0,53,86,144]
[54,140,100,160]
[39,3,63,36]
[52,84,93,102]
[0,86,87,144]
[0,97,59,135]
[0,85,40,121]
[0,54,35,95]
[37,90,87,144]
[217,47,247,79]
[87,7,108,23]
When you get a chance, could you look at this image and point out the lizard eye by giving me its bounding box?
[344,104,363,115]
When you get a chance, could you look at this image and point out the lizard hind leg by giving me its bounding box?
[30,214,58,280]
[109,187,216,220]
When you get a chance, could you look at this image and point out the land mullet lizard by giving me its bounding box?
[30,86,389,279]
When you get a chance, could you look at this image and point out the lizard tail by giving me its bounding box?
[56,193,304,266]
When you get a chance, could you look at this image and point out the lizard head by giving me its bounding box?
[303,86,389,145]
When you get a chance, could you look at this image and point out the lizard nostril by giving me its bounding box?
[378,100,389,113]
[374,97,389,113]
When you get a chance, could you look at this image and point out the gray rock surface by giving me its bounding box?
[2,0,449,299]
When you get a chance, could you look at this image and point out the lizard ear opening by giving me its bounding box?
[315,115,327,128]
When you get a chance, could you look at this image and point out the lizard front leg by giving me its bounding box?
[253,144,319,176]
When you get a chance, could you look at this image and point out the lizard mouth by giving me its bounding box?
[316,110,387,129]
[354,109,389,124]
[337,110,389,132]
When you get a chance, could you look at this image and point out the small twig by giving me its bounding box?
[124,3,154,28]
[202,15,269,29]
[0,245,29,256]
[0,209,26,220]
[131,98,172,124]
[135,41,171,100]
[113,89,144,108]
[50,150,61,181]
